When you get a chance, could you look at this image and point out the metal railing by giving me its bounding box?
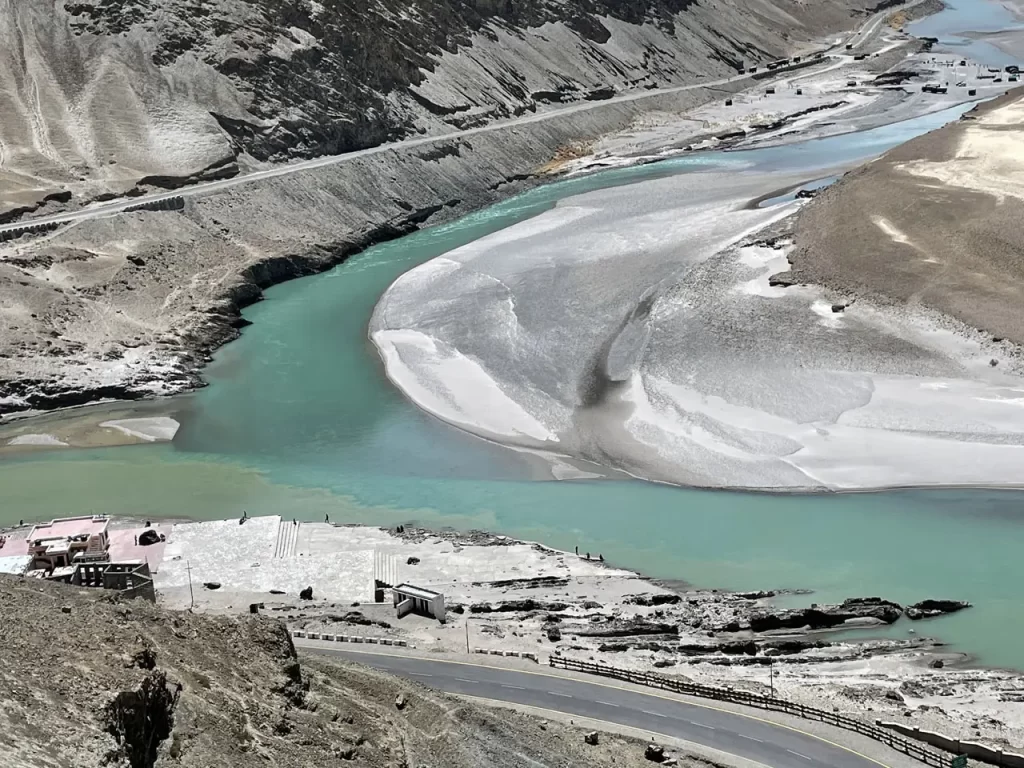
[549,655,956,767]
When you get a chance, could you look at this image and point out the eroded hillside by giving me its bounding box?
[0,0,878,213]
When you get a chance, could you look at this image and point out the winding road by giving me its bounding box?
[305,646,893,768]
[0,4,907,237]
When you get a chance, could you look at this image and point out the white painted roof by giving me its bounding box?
[395,583,442,600]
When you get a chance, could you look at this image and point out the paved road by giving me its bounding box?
[0,70,760,235]
[0,4,907,236]
[305,647,890,768]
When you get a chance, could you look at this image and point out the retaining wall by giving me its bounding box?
[880,721,1024,768]
[0,220,59,242]
[474,648,539,663]
[291,629,409,647]
[123,195,185,213]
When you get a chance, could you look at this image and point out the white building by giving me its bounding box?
[393,583,445,622]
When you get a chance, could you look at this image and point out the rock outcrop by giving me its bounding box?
[906,599,972,620]
[744,597,903,632]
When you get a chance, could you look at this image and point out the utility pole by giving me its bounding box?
[770,657,775,698]
[465,619,470,654]
[186,559,195,611]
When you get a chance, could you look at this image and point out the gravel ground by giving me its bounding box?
[790,87,1024,346]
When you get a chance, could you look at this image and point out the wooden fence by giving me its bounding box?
[549,655,957,767]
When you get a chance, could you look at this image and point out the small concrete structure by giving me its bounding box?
[393,583,445,622]
[72,561,155,601]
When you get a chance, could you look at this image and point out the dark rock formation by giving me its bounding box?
[624,593,682,606]
[598,641,679,653]
[679,640,757,656]
[299,586,314,600]
[768,270,800,287]
[906,600,971,620]
[745,597,902,632]
[645,743,666,762]
[103,671,178,768]
[761,638,832,654]
[576,621,679,638]
[473,576,569,590]
[469,599,569,613]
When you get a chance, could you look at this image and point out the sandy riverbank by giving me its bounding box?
[368,25,1024,491]
[47,513,1017,757]
[791,86,1024,347]
[0,400,181,453]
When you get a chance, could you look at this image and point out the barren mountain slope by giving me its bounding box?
[0,0,878,214]
[0,576,707,768]
[0,0,881,414]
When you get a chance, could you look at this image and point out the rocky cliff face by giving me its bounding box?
[0,0,880,413]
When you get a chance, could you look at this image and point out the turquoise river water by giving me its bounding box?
[2,100,1024,670]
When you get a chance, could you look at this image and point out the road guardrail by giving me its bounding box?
[549,655,958,767]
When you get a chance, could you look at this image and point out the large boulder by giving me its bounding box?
[645,743,666,762]
[138,529,160,546]
[906,600,971,620]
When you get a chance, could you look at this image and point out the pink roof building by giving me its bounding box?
[26,516,110,573]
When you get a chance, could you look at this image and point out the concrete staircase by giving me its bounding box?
[273,520,299,559]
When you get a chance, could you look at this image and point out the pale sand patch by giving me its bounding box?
[901,97,1024,202]
[6,433,67,446]
[99,416,179,442]
[872,215,913,245]
[372,328,558,445]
